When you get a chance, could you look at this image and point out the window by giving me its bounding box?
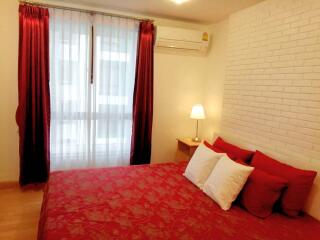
[49,9,139,170]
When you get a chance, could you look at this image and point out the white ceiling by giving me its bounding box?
[54,0,264,23]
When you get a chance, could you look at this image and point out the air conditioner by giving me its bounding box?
[155,26,210,53]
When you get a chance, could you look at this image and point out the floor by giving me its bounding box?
[0,186,43,240]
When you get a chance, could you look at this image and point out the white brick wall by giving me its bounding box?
[220,0,320,218]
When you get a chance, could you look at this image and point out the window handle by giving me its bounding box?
[90,25,94,84]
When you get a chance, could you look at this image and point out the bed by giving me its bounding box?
[38,161,320,240]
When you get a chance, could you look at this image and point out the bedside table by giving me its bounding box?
[175,138,201,162]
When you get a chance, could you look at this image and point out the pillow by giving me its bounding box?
[251,151,317,217]
[183,143,225,189]
[213,137,254,162]
[203,155,254,210]
[204,141,236,160]
[240,168,288,218]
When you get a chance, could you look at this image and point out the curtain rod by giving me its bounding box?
[18,0,154,22]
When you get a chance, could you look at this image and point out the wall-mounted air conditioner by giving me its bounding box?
[155,26,210,53]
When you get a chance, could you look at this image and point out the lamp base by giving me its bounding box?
[192,137,201,142]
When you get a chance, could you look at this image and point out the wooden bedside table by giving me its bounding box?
[175,138,201,162]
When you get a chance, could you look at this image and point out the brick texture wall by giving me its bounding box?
[220,0,320,217]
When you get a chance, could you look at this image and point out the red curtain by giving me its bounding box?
[130,21,155,165]
[16,4,50,185]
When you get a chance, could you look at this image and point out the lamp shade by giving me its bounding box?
[190,104,206,119]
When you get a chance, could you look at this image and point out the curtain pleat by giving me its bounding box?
[16,4,50,185]
[130,21,155,165]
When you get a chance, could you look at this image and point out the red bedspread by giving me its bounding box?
[38,162,320,240]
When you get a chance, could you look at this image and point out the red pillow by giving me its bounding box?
[240,168,288,218]
[213,137,254,162]
[204,141,235,160]
[251,151,317,217]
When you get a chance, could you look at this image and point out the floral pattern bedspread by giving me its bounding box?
[38,162,320,240]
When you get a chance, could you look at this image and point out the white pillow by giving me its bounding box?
[203,155,254,210]
[183,143,225,189]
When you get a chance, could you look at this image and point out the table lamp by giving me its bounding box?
[190,104,206,142]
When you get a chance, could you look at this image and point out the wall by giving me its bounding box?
[202,20,229,142]
[0,0,209,180]
[151,20,230,164]
[152,50,208,163]
[0,0,20,182]
[219,0,320,219]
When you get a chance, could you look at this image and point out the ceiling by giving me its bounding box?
[54,0,264,24]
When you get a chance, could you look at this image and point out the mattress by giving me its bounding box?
[38,162,320,240]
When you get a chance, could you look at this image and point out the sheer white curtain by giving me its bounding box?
[92,15,139,166]
[50,9,91,170]
[49,9,139,171]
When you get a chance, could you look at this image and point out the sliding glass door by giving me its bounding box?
[49,9,138,170]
